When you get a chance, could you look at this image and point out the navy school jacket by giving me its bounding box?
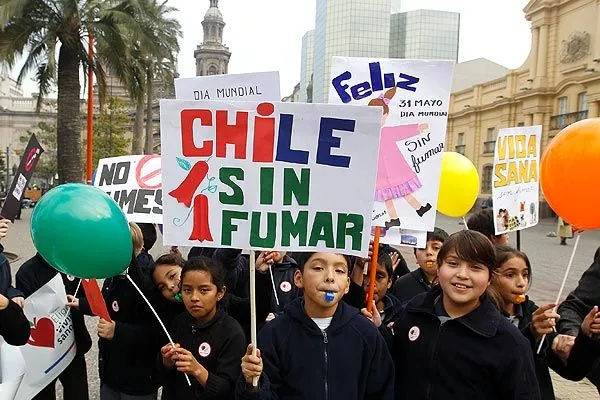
[516,297,600,400]
[162,309,246,399]
[0,243,22,299]
[264,256,300,314]
[235,298,395,400]
[79,263,161,395]
[0,299,30,345]
[391,286,541,400]
[557,251,600,387]
[343,281,404,349]
[390,268,431,305]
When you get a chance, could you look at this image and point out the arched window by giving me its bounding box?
[210,26,216,38]
[208,65,218,75]
[481,164,493,194]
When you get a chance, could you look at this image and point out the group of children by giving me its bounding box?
[3,208,600,400]
[235,208,600,400]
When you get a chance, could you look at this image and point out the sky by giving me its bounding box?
[168,0,533,96]
[13,0,533,97]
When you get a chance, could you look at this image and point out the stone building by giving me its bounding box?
[446,0,600,215]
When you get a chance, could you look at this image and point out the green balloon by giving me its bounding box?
[31,184,133,279]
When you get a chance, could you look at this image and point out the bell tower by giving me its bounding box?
[194,0,231,76]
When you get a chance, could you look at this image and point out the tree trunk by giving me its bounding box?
[56,43,82,183]
[132,92,145,154]
[144,65,154,154]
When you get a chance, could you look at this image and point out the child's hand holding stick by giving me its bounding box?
[241,344,263,388]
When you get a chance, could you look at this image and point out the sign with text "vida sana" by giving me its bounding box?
[160,100,381,256]
[492,125,542,234]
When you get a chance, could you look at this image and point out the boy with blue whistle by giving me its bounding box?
[236,252,395,400]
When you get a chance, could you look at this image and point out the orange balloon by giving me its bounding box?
[541,118,600,229]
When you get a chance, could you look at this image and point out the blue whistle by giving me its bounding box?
[325,291,335,303]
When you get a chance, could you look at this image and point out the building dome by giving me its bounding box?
[195,0,230,77]
[204,6,223,21]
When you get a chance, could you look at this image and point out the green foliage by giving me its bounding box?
[84,97,132,168]
[0,0,181,182]
[22,122,57,184]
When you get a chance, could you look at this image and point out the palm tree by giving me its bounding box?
[145,56,178,154]
[0,0,156,183]
[144,1,180,155]
[118,0,180,155]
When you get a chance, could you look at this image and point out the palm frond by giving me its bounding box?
[0,17,38,67]
[16,34,50,84]
[1,0,35,26]
[35,62,55,111]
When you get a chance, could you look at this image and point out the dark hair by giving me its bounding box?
[188,246,217,259]
[414,227,450,254]
[377,251,393,279]
[152,253,185,270]
[137,223,157,251]
[467,209,496,239]
[428,227,450,244]
[292,252,351,273]
[494,245,532,286]
[437,230,497,276]
[180,255,226,291]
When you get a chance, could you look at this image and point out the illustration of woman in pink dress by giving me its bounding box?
[368,88,431,230]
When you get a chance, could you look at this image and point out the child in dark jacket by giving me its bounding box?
[390,227,448,304]
[0,219,29,345]
[0,292,29,345]
[366,230,541,400]
[237,251,395,400]
[0,253,23,304]
[346,250,402,348]
[160,255,246,399]
[255,251,300,315]
[0,218,24,306]
[17,253,93,400]
[151,253,272,344]
[490,245,600,400]
[68,222,160,399]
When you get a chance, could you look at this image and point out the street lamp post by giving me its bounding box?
[5,147,9,193]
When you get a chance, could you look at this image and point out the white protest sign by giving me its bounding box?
[0,338,26,400]
[12,274,76,400]
[328,57,454,235]
[160,100,381,256]
[175,71,280,101]
[492,125,542,234]
[94,155,162,224]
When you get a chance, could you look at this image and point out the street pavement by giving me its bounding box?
[5,209,600,399]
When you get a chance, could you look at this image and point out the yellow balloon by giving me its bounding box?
[437,152,480,217]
